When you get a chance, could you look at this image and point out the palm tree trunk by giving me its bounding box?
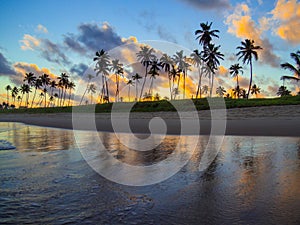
[210,73,214,97]
[68,89,72,106]
[128,85,130,102]
[31,88,37,108]
[44,93,47,108]
[80,84,89,105]
[136,82,138,101]
[196,68,202,98]
[168,75,172,100]
[20,94,24,107]
[105,77,109,103]
[183,71,186,99]
[247,60,253,99]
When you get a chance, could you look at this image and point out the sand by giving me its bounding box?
[1,105,300,136]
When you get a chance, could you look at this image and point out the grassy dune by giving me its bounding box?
[1,96,300,114]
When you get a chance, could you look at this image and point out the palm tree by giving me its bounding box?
[5,85,11,105]
[173,50,188,99]
[277,86,291,97]
[11,87,18,105]
[136,46,155,101]
[148,59,161,95]
[201,43,224,97]
[87,83,96,104]
[236,39,262,99]
[39,73,50,107]
[160,53,174,99]
[132,73,142,101]
[216,86,226,97]
[111,59,123,102]
[48,95,54,107]
[190,50,203,98]
[49,80,57,97]
[17,96,21,107]
[169,65,180,100]
[57,72,69,106]
[251,84,261,98]
[126,79,134,102]
[202,85,209,97]
[195,22,220,47]
[281,50,300,78]
[53,93,59,106]
[80,74,94,105]
[19,84,30,107]
[24,72,36,85]
[67,81,76,106]
[94,49,111,103]
[154,93,161,101]
[31,78,42,108]
[229,63,243,98]
[42,88,47,107]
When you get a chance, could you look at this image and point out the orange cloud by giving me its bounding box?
[36,24,48,34]
[271,0,300,44]
[225,3,280,67]
[20,34,40,50]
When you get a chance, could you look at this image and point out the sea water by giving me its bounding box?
[0,122,300,224]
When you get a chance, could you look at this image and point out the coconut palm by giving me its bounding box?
[277,86,291,97]
[19,84,30,107]
[126,79,134,102]
[202,85,209,97]
[132,73,142,101]
[11,87,19,105]
[57,73,69,106]
[80,74,94,105]
[148,59,161,96]
[24,72,36,86]
[190,50,204,98]
[237,39,262,99]
[31,78,42,108]
[281,51,300,78]
[136,46,155,101]
[195,22,220,47]
[49,80,57,97]
[39,73,50,107]
[201,43,224,97]
[17,96,21,107]
[216,86,226,97]
[87,83,96,104]
[251,84,261,98]
[160,53,174,99]
[67,81,76,106]
[5,85,11,105]
[94,49,111,103]
[54,93,59,106]
[229,63,243,98]
[111,59,123,102]
[173,50,187,99]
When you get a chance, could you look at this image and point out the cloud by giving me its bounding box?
[36,24,48,34]
[20,34,40,50]
[77,22,123,51]
[41,39,70,65]
[70,63,89,77]
[11,62,58,85]
[0,52,15,76]
[64,34,86,54]
[157,26,178,43]
[225,3,280,67]
[178,0,230,10]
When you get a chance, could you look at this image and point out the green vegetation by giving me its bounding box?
[1,95,300,114]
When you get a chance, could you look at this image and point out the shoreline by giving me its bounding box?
[1,105,300,137]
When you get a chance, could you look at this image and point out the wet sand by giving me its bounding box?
[1,105,300,136]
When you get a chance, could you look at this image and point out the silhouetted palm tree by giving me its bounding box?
[169,65,180,100]
[111,59,123,102]
[237,39,262,99]
[39,73,50,107]
[57,72,69,106]
[87,83,96,104]
[5,85,11,105]
[251,84,261,98]
[148,59,161,95]
[126,79,134,102]
[190,50,203,98]
[11,87,19,105]
[136,46,155,100]
[17,96,21,107]
[67,81,76,106]
[229,63,242,87]
[277,86,291,97]
[202,43,224,97]
[160,53,174,99]
[173,50,188,98]
[202,85,209,97]
[132,73,142,101]
[94,49,111,103]
[216,86,226,97]
[19,84,30,107]
[195,22,220,47]
[80,74,94,105]
[31,78,42,108]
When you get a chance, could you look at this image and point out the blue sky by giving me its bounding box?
[1,0,300,101]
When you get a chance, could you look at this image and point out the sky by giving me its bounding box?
[0,0,300,103]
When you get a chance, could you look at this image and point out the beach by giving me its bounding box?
[1,105,300,136]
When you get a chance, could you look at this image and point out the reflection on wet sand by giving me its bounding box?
[0,123,300,224]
